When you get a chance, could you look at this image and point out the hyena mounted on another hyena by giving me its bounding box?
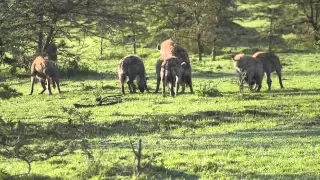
[29,56,62,97]
[118,55,149,95]
[155,39,193,94]
[231,54,264,92]
[252,51,284,91]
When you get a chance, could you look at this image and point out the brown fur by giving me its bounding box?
[155,39,193,94]
[252,52,284,91]
[118,55,149,95]
[29,56,61,96]
[232,55,264,92]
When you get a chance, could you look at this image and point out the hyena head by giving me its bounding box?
[164,57,183,84]
[137,75,148,93]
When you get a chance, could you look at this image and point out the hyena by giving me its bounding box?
[29,56,62,97]
[155,39,193,94]
[232,54,264,92]
[118,55,149,95]
[161,57,185,97]
[252,51,284,91]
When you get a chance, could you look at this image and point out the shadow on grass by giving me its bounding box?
[192,70,235,79]
[283,70,320,77]
[0,83,23,99]
[268,88,320,96]
[64,71,117,82]
[143,165,198,180]
[232,170,319,180]
[8,174,62,180]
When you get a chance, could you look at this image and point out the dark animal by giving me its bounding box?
[155,39,193,94]
[252,52,284,91]
[232,54,264,92]
[161,57,185,97]
[118,55,149,95]
[29,56,62,97]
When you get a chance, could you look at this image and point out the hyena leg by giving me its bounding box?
[174,76,179,97]
[39,79,47,94]
[247,73,254,93]
[180,78,186,93]
[265,71,272,91]
[162,79,166,97]
[55,80,62,96]
[239,71,246,93]
[169,82,175,97]
[120,75,126,95]
[131,82,137,93]
[127,81,133,93]
[276,69,284,89]
[29,76,36,95]
[155,72,161,93]
[255,77,262,92]
[186,76,194,93]
[47,78,53,95]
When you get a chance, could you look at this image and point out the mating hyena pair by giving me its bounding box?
[29,56,62,97]
[118,39,193,97]
[155,39,193,97]
[232,52,284,92]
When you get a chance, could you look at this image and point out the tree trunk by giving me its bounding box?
[212,47,217,61]
[268,17,274,52]
[132,31,136,54]
[37,13,44,56]
[100,36,103,56]
[197,33,202,62]
[212,37,217,61]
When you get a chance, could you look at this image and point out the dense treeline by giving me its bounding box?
[0,0,319,70]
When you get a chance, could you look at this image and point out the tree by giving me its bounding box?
[0,0,123,71]
[271,0,320,46]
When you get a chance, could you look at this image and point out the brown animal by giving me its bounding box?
[118,55,149,95]
[155,39,193,94]
[232,54,264,92]
[252,51,284,91]
[29,56,62,96]
[161,57,185,97]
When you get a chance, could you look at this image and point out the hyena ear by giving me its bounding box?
[157,44,161,50]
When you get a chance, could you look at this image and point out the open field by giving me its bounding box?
[1,48,320,179]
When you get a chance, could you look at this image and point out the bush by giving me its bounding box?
[196,81,223,97]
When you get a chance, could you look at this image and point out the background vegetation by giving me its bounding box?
[0,0,320,179]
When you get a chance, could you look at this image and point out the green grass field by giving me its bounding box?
[1,40,320,179]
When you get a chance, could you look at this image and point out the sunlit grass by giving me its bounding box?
[1,48,320,179]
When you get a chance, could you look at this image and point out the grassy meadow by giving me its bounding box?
[1,38,320,180]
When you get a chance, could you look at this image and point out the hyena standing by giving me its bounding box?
[155,39,193,94]
[29,56,62,97]
[118,55,149,95]
[252,51,284,91]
